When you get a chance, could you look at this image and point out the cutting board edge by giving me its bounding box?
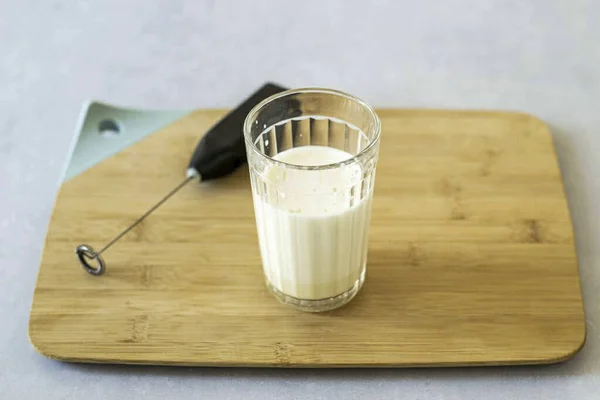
[26,328,587,368]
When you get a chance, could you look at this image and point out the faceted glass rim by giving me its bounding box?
[243,87,381,171]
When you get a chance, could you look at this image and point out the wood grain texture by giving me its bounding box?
[29,109,586,367]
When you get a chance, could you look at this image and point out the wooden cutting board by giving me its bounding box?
[29,109,586,367]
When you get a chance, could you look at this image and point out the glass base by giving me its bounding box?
[266,271,365,312]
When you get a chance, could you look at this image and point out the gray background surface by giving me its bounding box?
[1,0,599,398]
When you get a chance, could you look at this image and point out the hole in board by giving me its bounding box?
[98,119,122,137]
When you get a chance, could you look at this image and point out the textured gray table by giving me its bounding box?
[1,1,599,398]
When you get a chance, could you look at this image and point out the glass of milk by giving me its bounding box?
[243,88,381,312]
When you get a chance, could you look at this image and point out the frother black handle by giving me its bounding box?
[187,82,288,181]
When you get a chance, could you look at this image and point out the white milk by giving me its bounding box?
[251,145,373,300]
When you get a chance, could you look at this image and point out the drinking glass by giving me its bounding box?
[243,88,381,312]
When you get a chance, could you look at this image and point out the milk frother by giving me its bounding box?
[76,83,288,276]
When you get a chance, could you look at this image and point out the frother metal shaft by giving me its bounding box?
[76,175,195,275]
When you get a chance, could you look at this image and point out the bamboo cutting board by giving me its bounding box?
[29,109,585,367]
